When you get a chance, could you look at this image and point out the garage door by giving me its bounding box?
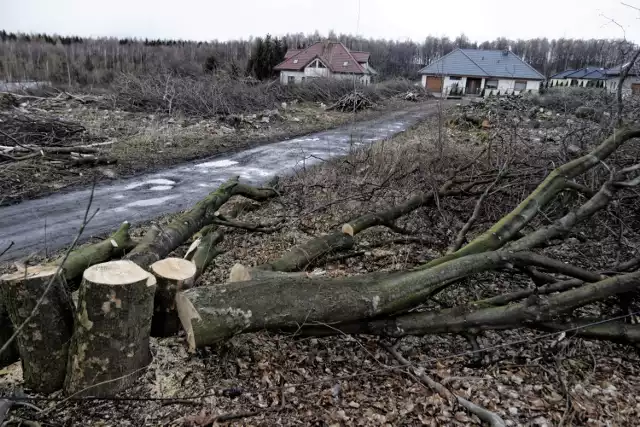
[426,76,443,92]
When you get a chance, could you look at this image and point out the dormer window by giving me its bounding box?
[343,61,349,67]
[293,59,298,64]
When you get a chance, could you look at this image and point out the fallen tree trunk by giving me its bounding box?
[65,260,156,397]
[184,229,225,280]
[534,320,640,345]
[57,221,136,281]
[290,270,640,340]
[228,263,307,283]
[0,266,73,392]
[176,251,602,349]
[8,221,135,283]
[125,177,279,269]
[261,179,481,272]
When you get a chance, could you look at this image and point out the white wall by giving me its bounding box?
[552,78,604,88]
[280,71,306,84]
[483,78,540,96]
[331,73,371,85]
[303,60,331,78]
[422,74,540,96]
[606,76,640,95]
[280,70,371,85]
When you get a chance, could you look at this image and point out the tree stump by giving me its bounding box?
[149,258,196,337]
[0,266,74,392]
[64,260,156,397]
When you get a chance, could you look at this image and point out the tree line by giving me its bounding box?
[0,29,636,86]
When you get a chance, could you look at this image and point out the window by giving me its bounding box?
[449,76,461,80]
[317,61,326,68]
[287,76,295,84]
[485,79,499,89]
[514,80,527,91]
[343,61,349,66]
[293,59,299,64]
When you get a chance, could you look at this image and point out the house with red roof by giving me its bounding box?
[274,41,377,85]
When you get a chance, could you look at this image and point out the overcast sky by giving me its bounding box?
[3,0,639,43]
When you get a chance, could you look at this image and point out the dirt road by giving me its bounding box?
[0,102,445,262]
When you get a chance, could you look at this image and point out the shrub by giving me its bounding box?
[111,72,416,117]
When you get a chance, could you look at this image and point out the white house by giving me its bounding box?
[274,41,377,85]
[549,64,640,95]
[548,67,607,88]
[603,63,640,96]
[418,48,545,96]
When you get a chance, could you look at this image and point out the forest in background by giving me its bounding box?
[0,29,637,86]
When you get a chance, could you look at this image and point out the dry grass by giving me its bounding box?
[0,95,419,205]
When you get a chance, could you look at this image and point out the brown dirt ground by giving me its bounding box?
[2,97,640,426]
[0,95,421,206]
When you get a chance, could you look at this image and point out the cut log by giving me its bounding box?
[149,258,196,337]
[64,260,156,397]
[177,251,593,349]
[228,263,306,283]
[262,179,481,272]
[263,233,354,272]
[0,266,73,392]
[125,177,278,269]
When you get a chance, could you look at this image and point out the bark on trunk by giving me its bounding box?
[177,251,593,349]
[262,180,477,272]
[0,305,19,368]
[64,260,156,397]
[58,221,136,281]
[263,233,354,272]
[228,263,307,283]
[184,230,224,279]
[0,266,73,392]
[125,177,278,269]
[295,270,640,339]
[149,258,196,337]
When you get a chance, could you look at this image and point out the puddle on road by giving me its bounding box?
[196,159,239,168]
[125,195,177,207]
[124,178,177,191]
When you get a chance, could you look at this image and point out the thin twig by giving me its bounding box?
[382,343,507,427]
[448,164,508,253]
[0,241,14,260]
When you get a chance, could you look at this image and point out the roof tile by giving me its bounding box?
[419,48,544,80]
[274,42,368,74]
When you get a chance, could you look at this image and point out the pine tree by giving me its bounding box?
[204,55,219,73]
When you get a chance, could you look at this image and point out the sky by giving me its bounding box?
[2,0,640,43]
